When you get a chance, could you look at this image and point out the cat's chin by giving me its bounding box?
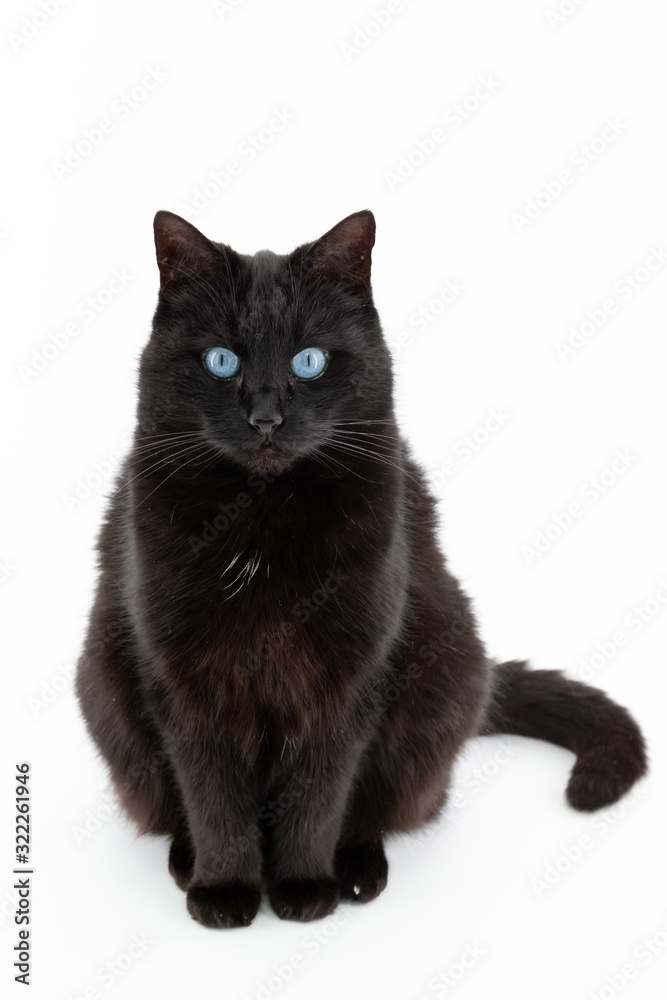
[240,443,298,476]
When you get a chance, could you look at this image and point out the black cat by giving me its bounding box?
[76,209,647,928]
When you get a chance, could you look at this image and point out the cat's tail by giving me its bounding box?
[480,660,648,811]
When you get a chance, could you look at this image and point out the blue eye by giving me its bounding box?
[204,347,240,379]
[290,347,328,380]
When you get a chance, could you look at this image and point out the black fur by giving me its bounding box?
[76,210,648,928]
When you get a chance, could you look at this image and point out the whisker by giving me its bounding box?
[324,440,412,479]
[134,443,218,507]
[131,432,203,456]
[327,440,395,460]
[134,429,202,440]
[116,441,215,495]
[309,450,341,479]
[329,429,395,441]
[327,433,397,452]
[329,419,396,426]
[326,435,399,459]
[312,448,379,483]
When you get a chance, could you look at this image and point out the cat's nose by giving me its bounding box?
[248,411,283,436]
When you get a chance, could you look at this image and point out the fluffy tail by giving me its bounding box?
[481,660,648,811]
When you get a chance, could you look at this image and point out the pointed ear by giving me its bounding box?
[153,211,224,289]
[303,210,376,290]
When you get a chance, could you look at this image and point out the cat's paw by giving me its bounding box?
[335,841,388,903]
[186,883,261,928]
[168,838,194,891]
[268,878,340,922]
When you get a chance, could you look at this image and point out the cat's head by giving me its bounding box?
[137,210,394,476]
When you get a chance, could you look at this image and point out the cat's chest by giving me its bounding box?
[132,485,400,758]
[194,550,351,674]
[139,514,351,665]
[174,564,356,755]
[133,477,396,688]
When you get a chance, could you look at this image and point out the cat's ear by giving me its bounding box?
[302,210,376,290]
[153,211,223,289]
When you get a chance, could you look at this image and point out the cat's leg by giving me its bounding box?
[82,629,262,924]
[263,734,374,922]
[335,596,491,903]
[334,743,453,903]
[158,722,264,928]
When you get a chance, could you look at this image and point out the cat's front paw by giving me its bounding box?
[269,878,340,922]
[335,841,388,903]
[186,883,261,928]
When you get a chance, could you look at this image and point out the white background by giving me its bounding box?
[2,1,666,998]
